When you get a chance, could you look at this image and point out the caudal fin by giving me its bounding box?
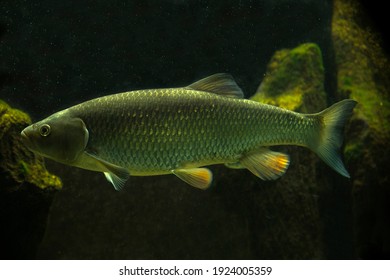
[313,99,357,178]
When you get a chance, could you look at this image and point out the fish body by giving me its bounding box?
[21,74,356,190]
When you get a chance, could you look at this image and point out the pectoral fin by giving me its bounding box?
[104,172,128,191]
[240,148,290,180]
[172,168,213,190]
[83,152,130,191]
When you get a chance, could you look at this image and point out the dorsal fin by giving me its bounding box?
[187,73,244,99]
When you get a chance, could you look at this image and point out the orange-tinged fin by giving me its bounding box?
[240,148,290,180]
[172,168,213,190]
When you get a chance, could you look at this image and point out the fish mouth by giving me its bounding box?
[20,129,35,151]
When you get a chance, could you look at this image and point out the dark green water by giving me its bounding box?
[1,0,389,260]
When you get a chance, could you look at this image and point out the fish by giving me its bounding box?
[20,73,357,191]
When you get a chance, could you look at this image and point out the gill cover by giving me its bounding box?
[54,117,89,163]
[24,116,89,164]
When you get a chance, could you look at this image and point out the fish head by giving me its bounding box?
[21,113,89,165]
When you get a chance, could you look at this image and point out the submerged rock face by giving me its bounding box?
[0,100,62,191]
[249,43,335,259]
[251,43,327,113]
[332,0,390,259]
[0,100,61,259]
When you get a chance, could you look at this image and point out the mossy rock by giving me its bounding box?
[246,43,331,258]
[251,43,327,113]
[332,0,390,259]
[0,100,62,191]
[332,0,390,177]
[332,0,390,139]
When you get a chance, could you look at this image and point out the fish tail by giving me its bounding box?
[312,99,357,177]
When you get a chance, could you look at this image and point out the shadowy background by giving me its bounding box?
[1,0,334,119]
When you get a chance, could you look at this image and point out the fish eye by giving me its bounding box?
[39,124,51,137]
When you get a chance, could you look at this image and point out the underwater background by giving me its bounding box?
[1,0,389,259]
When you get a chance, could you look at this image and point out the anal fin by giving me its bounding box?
[240,148,290,180]
[172,168,213,190]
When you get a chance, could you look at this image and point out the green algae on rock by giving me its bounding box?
[244,43,333,259]
[0,100,62,191]
[332,0,390,139]
[251,43,327,113]
[332,0,390,259]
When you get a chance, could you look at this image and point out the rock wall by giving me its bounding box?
[0,100,61,259]
[332,0,390,259]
